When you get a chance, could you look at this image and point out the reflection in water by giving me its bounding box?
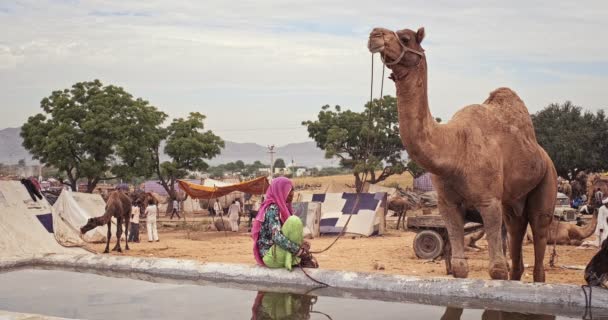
[441,306,556,320]
[251,291,332,320]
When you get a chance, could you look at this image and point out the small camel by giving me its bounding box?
[369,27,557,282]
[81,190,132,253]
[526,212,598,246]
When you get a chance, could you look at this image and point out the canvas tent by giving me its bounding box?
[52,190,118,243]
[299,192,387,236]
[292,202,321,239]
[0,181,86,257]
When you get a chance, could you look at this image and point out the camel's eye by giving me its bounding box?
[399,34,411,43]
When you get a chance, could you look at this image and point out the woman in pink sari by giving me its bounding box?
[251,177,316,270]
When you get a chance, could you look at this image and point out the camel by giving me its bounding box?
[526,212,598,246]
[388,194,417,230]
[368,27,557,281]
[81,190,131,253]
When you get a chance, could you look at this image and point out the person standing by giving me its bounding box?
[145,200,159,242]
[228,200,241,232]
[597,198,608,247]
[128,205,140,243]
[170,199,181,220]
[214,200,223,217]
[595,188,604,207]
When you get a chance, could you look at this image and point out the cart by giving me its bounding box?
[407,215,483,274]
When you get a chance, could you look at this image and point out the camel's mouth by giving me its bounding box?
[367,35,385,54]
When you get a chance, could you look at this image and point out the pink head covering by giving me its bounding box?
[251,177,294,266]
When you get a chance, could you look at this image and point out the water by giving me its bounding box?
[0,269,587,319]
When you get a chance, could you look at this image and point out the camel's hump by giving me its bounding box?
[483,87,527,112]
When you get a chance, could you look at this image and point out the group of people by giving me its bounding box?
[127,200,160,243]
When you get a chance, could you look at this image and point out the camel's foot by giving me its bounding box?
[465,246,480,252]
[103,249,110,254]
[451,258,469,278]
[510,267,524,281]
[489,261,509,280]
[125,245,130,251]
[533,266,545,283]
[112,246,122,253]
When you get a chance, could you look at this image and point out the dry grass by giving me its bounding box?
[292,172,413,191]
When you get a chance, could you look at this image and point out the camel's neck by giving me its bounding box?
[579,212,599,239]
[395,59,446,174]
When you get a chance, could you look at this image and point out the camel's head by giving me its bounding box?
[368,27,426,79]
[80,218,96,235]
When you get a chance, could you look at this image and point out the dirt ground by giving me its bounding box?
[89,217,598,285]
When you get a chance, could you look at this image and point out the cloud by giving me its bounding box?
[0,0,607,146]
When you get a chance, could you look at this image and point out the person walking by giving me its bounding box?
[145,200,159,242]
[228,200,241,232]
[170,199,181,220]
[128,205,140,243]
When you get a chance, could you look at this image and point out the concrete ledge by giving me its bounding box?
[1,253,607,317]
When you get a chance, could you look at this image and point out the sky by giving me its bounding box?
[0,0,607,146]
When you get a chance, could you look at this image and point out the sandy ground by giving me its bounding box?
[89,217,598,285]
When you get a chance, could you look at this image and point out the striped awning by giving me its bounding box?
[177,176,270,199]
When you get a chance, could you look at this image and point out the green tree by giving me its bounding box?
[154,112,224,200]
[21,80,167,192]
[303,96,406,191]
[274,158,286,169]
[17,159,26,167]
[532,101,608,178]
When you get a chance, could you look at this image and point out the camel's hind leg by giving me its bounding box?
[503,206,528,280]
[103,221,112,253]
[526,166,558,283]
[112,217,123,253]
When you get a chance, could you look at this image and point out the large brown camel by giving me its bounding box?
[526,212,598,246]
[81,190,131,253]
[368,27,557,281]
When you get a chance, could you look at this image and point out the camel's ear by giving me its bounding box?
[416,27,425,44]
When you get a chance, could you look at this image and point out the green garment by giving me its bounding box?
[262,216,303,270]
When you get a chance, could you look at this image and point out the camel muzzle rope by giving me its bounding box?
[299,52,386,288]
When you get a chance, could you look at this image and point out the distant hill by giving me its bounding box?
[0,127,337,167]
[0,127,37,165]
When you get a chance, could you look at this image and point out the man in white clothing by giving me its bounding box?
[596,198,608,247]
[214,200,223,217]
[228,200,241,232]
[145,202,159,242]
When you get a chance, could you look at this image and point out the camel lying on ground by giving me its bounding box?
[369,27,557,282]
[526,212,597,246]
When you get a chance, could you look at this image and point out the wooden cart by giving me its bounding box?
[407,215,483,273]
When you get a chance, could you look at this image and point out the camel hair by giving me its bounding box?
[81,190,132,253]
[526,212,598,246]
[368,27,557,282]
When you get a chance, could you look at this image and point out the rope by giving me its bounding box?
[299,53,381,287]
[549,219,560,267]
[299,265,330,288]
[582,285,593,320]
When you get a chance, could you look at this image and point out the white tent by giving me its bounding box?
[299,192,387,236]
[292,202,321,239]
[0,181,86,257]
[52,190,117,243]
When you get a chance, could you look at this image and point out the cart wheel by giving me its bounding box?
[413,230,444,260]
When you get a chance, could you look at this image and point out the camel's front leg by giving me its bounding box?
[125,214,130,251]
[103,220,112,253]
[478,198,509,280]
[112,217,123,253]
[439,201,467,278]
